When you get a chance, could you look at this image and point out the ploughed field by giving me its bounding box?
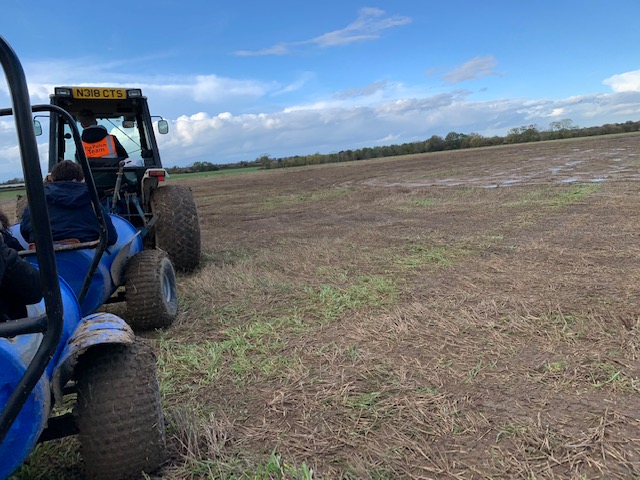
[12,133,640,478]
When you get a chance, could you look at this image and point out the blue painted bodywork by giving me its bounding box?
[9,214,143,316]
[0,215,140,478]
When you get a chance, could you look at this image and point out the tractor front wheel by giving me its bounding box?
[75,340,166,480]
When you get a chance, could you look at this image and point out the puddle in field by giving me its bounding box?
[357,143,640,189]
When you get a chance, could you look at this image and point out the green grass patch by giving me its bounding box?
[543,183,600,207]
[507,184,600,208]
[343,391,385,410]
[546,313,587,340]
[168,167,261,181]
[395,197,438,212]
[412,197,437,207]
[252,450,315,480]
[11,438,83,480]
[544,359,569,373]
[496,422,529,442]
[587,362,638,391]
[0,189,23,201]
[168,449,315,480]
[305,275,398,322]
[397,244,468,271]
[159,315,306,394]
[158,339,225,398]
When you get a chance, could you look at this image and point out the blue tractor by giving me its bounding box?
[0,36,167,479]
[46,84,201,273]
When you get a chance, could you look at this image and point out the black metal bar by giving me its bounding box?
[37,413,78,443]
[28,104,109,306]
[0,35,64,444]
[0,315,48,337]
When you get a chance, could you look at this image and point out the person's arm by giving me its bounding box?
[111,135,128,159]
[0,238,42,305]
[1,229,24,252]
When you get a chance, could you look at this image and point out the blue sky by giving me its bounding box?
[1,0,640,180]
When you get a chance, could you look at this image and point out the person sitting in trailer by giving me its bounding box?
[20,160,118,246]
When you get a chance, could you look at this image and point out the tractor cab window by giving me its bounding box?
[73,115,146,166]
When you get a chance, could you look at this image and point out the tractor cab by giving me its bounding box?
[44,86,201,273]
[46,87,169,223]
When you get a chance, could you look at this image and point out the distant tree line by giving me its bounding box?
[166,160,251,174]
[0,177,25,185]
[252,119,640,170]
[165,118,640,175]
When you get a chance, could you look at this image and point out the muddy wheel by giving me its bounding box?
[150,184,201,272]
[75,340,166,480]
[125,249,178,330]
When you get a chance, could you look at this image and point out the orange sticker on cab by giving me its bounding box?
[72,87,126,99]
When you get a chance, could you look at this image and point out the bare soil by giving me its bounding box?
[8,133,640,479]
[178,134,640,479]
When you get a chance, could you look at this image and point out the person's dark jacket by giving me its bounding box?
[82,125,128,166]
[1,228,24,251]
[0,234,42,321]
[20,181,118,246]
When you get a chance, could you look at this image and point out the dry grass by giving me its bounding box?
[9,134,640,479]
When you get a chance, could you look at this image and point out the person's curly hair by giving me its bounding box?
[50,160,84,182]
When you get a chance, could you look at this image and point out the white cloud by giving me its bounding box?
[443,55,501,84]
[311,7,411,47]
[192,75,272,102]
[603,70,640,92]
[273,72,316,95]
[233,8,411,56]
[334,80,389,99]
[3,53,640,182]
[234,44,291,57]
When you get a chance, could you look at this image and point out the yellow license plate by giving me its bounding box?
[71,87,127,99]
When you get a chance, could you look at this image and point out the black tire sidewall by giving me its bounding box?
[125,249,178,330]
[150,184,201,272]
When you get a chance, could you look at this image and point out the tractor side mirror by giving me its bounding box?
[122,120,135,128]
[157,119,169,135]
[34,119,42,136]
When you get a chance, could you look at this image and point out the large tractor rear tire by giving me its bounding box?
[125,249,178,331]
[150,184,201,272]
[75,341,166,480]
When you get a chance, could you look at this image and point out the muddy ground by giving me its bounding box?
[9,133,640,479]
[149,133,640,479]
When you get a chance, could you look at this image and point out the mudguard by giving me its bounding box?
[51,313,135,405]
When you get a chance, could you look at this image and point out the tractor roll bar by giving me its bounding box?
[0,35,64,443]
[30,104,110,305]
